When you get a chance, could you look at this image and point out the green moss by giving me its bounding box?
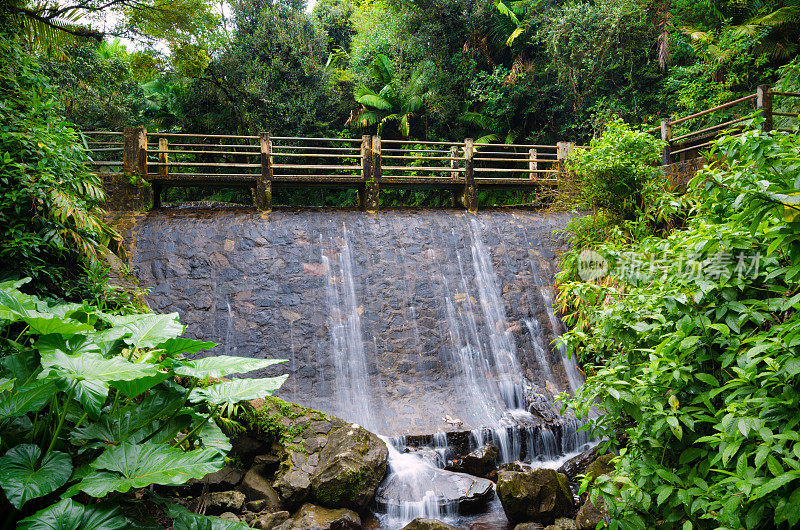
[243,396,328,452]
[314,467,369,505]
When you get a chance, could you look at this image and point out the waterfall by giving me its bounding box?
[322,227,376,430]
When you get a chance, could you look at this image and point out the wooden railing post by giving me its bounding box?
[556,142,574,174]
[528,148,537,180]
[463,138,476,212]
[660,119,673,165]
[757,84,773,132]
[257,132,272,211]
[449,145,459,181]
[153,136,168,208]
[123,127,147,176]
[365,135,380,212]
[359,135,372,210]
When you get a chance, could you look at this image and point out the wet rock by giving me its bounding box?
[274,468,312,509]
[584,454,614,482]
[377,466,494,514]
[274,503,360,530]
[254,453,282,473]
[557,447,598,481]
[575,496,605,530]
[254,510,291,530]
[199,490,245,514]
[514,524,544,530]
[219,512,240,522]
[188,465,243,490]
[496,469,573,525]
[553,518,577,529]
[401,518,459,529]
[310,423,389,511]
[460,444,498,477]
[242,465,282,509]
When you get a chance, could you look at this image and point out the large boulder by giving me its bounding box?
[310,423,389,511]
[274,503,360,530]
[402,518,459,530]
[376,462,494,515]
[460,444,498,477]
[496,469,573,525]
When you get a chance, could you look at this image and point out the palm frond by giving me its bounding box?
[370,54,394,87]
[356,93,392,111]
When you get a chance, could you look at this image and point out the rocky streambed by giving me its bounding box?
[170,396,609,530]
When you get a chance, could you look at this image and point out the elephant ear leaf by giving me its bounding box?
[175,356,285,379]
[69,443,223,498]
[161,338,217,357]
[0,444,72,509]
[104,313,184,349]
[40,351,159,417]
[189,376,288,405]
[0,380,58,421]
[17,499,128,530]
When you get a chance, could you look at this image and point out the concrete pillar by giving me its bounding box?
[757,84,773,132]
[660,119,673,166]
[365,135,380,212]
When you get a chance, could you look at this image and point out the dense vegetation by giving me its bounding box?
[556,75,800,526]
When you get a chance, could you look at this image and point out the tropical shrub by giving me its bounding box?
[0,35,119,299]
[566,118,665,220]
[0,279,287,527]
[560,129,800,529]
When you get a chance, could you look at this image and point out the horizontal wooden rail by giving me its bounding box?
[670,94,757,126]
[88,129,576,211]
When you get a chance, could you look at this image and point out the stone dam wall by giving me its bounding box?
[111,207,578,436]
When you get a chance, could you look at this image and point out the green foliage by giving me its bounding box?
[0,281,286,526]
[0,35,120,299]
[567,118,665,219]
[354,53,434,137]
[559,129,800,529]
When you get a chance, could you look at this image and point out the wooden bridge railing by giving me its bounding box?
[82,131,577,211]
[649,85,800,165]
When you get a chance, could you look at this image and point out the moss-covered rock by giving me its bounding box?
[584,454,614,483]
[310,423,389,511]
[401,518,460,529]
[496,469,573,525]
[273,503,360,530]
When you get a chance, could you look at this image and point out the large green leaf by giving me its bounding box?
[36,334,101,357]
[175,356,286,379]
[0,380,58,420]
[168,503,249,530]
[191,413,231,455]
[161,338,217,357]
[0,291,93,335]
[41,351,159,417]
[0,444,72,509]
[72,443,223,497]
[110,371,171,399]
[17,499,127,530]
[189,376,288,406]
[105,313,184,349]
[71,391,188,447]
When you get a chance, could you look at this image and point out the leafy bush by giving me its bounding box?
[566,118,665,220]
[0,35,118,299]
[0,279,287,527]
[560,129,800,529]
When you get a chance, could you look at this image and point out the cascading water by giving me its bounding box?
[127,209,593,529]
